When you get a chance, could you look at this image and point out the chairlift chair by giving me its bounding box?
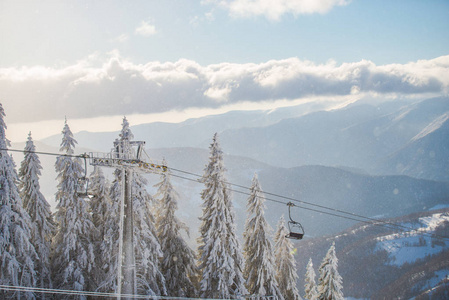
[285,202,305,240]
[76,153,91,198]
[76,176,90,198]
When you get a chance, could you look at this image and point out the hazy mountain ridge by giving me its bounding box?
[40,99,332,151]
[382,116,449,181]
[219,96,449,181]
[295,208,449,299]
[38,96,448,180]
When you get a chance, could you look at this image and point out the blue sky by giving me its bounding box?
[0,0,448,141]
[1,0,448,66]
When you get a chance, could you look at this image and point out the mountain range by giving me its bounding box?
[40,96,449,182]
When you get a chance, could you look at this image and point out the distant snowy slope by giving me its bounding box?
[296,208,449,299]
[411,113,449,142]
[376,212,449,266]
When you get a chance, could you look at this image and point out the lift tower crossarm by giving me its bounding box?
[89,152,167,173]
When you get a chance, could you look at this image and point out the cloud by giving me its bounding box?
[0,53,448,124]
[112,33,129,43]
[208,0,350,20]
[135,21,157,37]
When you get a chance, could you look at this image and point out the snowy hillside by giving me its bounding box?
[376,212,449,266]
[296,209,449,299]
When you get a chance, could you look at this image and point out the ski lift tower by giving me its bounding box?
[89,137,166,300]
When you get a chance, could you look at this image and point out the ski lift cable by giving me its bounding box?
[0,147,409,226]
[166,166,449,239]
[1,147,88,159]
[167,166,399,221]
[167,171,449,242]
[169,172,398,225]
[0,284,243,300]
[3,147,449,241]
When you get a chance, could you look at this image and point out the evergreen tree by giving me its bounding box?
[88,166,111,286]
[304,258,318,300]
[273,216,301,300]
[154,161,198,297]
[96,167,120,294]
[0,103,37,300]
[317,242,343,300]
[19,132,56,299]
[132,170,166,296]
[98,117,166,296]
[89,166,110,239]
[51,120,96,299]
[197,133,247,299]
[243,174,283,300]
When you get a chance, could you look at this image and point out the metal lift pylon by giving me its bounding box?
[88,137,166,300]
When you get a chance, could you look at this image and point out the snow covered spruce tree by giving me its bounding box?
[273,216,301,300]
[133,168,166,296]
[96,167,121,293]
[243,173,283,300]
[51,120,97,298]
[154,159,198,297]
[304,258,318,300]
[197,133,247,299]
[317,242,343,300]
[19,132,56,298]
[98,117,166,296]
[0,103,37,299]
[88,166,111,285]
[89,166,110,239]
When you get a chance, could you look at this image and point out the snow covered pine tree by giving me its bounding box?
[197,133,247,299]
[273,216,301,300]
[132,166,167,296]
[154,159,198,297]
[0,103,37,299]
[317,242,343,300]
[243,173,283,300]
[51,120,97,299]
[19,132,56,299]
[304,258,318,300]
[96,166,121,294]
[87,166,111,286]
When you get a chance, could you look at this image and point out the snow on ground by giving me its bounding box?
[376,213,449,266]
[411,112,449,142]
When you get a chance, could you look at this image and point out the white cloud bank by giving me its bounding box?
[208,0,350,20]
[1,53,448,125]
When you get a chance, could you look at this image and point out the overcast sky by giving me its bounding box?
[1,0,448,141]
